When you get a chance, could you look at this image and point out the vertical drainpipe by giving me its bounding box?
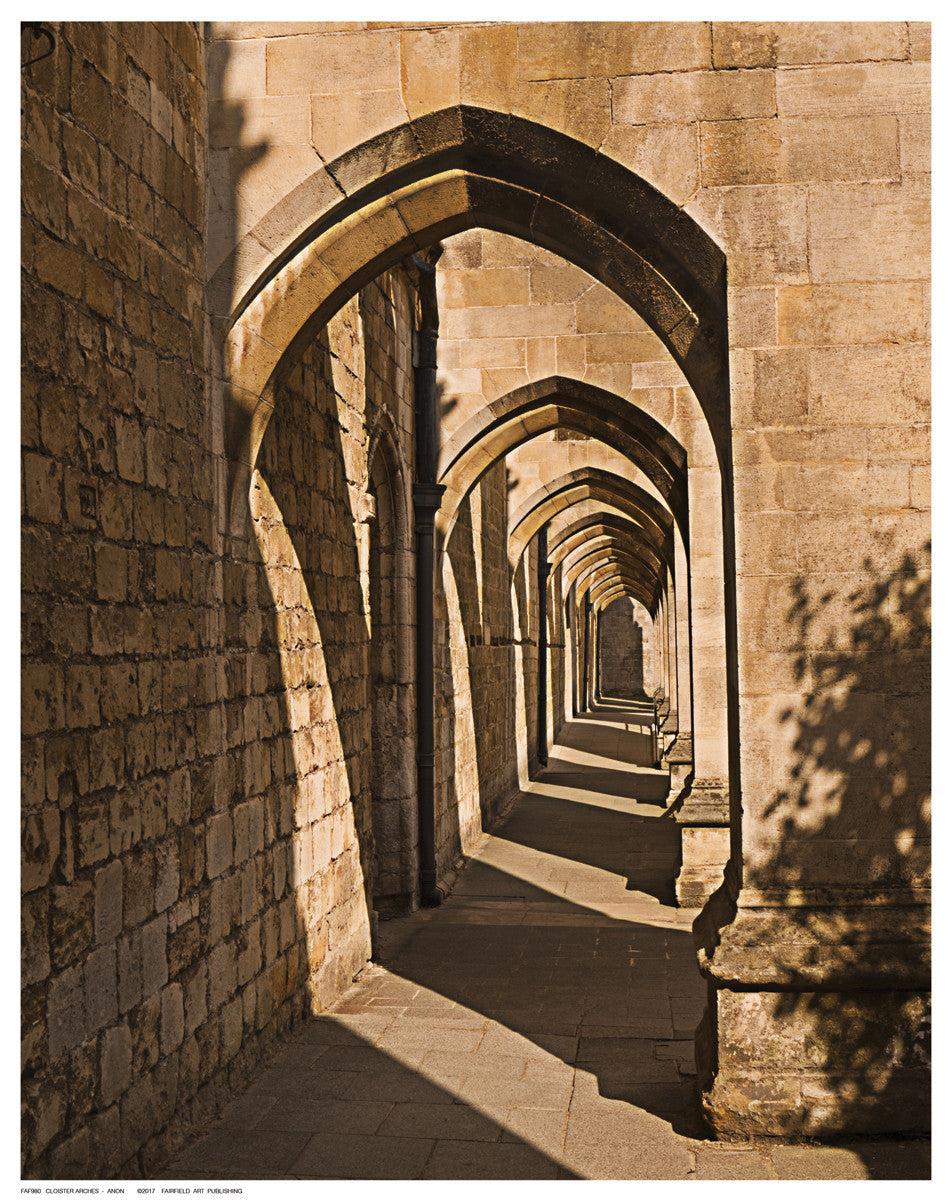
[410,250,444,908]
[536,523,550,768]
[582,587,591,712]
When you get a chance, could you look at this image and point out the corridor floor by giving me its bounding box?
[163,699,930,1181]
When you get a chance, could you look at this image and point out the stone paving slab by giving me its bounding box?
[162,703,931,1181]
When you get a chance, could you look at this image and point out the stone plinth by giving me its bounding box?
[673,776,730,907]
[694,884,931,1138]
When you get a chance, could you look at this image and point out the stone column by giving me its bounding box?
[672,462,731,907]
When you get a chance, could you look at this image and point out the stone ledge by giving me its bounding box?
[695,893,931,990]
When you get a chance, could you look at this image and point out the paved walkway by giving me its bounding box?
[163,699,930,1180]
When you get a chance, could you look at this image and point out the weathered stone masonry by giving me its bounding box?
[22,19,930,1177]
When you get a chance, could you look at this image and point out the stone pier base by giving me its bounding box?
[696,984,930,1138]
[676,826,731,907]
[694,887,931,1139]
[673,780,730,907]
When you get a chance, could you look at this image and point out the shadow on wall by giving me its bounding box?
[768,550,930,894]
[700,546,931,1140]
[445,463,527,837]
[253,321,379,1015]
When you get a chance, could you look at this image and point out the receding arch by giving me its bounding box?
[590,573,654,611]
[437,375,688,538]
[218,107,729,535]
[508,468,676,571]
[566,549,661,609]
[595,584,637,610]
[558,538,664,602]
[550,515,668,577]
[586,571,655,614]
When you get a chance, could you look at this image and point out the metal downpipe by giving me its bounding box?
[410,250,444,908]
[536,523,550,768]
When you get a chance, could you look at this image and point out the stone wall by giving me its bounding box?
[21,22,214,1177]
[20,17,426,1166]
[439,461,531,856]
[599,596,654,698]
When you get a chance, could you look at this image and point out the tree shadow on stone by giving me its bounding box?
[697,547,930,1148]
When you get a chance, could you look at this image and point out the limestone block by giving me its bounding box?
[481,367,532,402]
[266,29,401,96]
[516,22,710,80]
[457,337,526,370]
[221,997,243,1063]
[794,510,929,573]
[160,983,185,1054]
[808,345,929,425]
[910,464,930,510]
[22,807,61,894]
[908,23,931,61]
[209,94,309,150]
[51,880,94,970]
[22,890,50,986]
[777,62,930,119]
[735,511,798,575]
[445,303,576,341]
[94,859,124,945]
[730,347,808,425]
[459,24,518,111]
[688,183,809,287]
[600,124,699,208]
[807,183,929,282]
[727,287,777,349]
[899,113,931,177]
[867,423,930,465]
[700,115,900,187]
[778,283,925,347]
[614,69,775,125]
[527,262,591,307]
[700,985,930,1137]
[441,267,530,310]
[526,337,558,380]
[513,77,611,149]
[586,331,669,365]
[154,843,180,912]
[85,261,115,319]
[47,964,85,1060]
[85,943,119,1033]
[66,663,102,728]
[207,941,238,1010]
[123,848,155,926]
[100,1021,133,1106]
[206,811,234,878]
[400,27,460,119]
[736,645,809,695]
[310,89,408,164]
[141,915,168,995]
[711,22,909,69]
[33,233,85,300]
[23,452,64,526]
[207,37,266,101]
[780,462,910,512]
[482,234,564,269]
[120,1073,156,1163]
